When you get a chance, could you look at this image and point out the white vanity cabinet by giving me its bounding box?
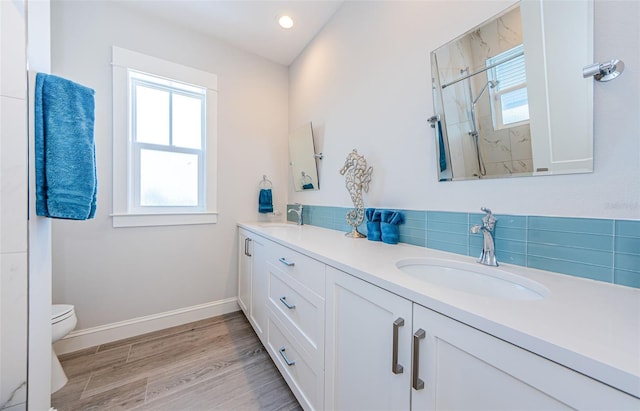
[239,224,639,410]
[325,266,639,411]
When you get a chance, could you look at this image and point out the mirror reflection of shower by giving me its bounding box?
[462,67,498,177]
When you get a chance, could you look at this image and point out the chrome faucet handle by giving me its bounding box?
[288,203,304,225]
[480,207,496,231]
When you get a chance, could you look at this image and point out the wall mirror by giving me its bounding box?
[431,0,594,181]
[289,122,320,191]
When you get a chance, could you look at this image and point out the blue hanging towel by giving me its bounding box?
[258,188,273,213]
[35,73,97,220]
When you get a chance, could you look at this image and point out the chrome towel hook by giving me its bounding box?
[259,174,272,189]
[583,59,625,82]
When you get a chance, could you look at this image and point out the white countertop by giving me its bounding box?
[239,222,640,399]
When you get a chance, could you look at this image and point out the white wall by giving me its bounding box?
[50,0,289,329]
[289,0,640,220]
[0,1,28,408]
[27,0,53,407]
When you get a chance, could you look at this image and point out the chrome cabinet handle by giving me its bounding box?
[392,317,405,374]
[278,257,295,266]
[244,238,252,257]
[279,347,295,366]
[412,328,426,390]
[279,296,296,310]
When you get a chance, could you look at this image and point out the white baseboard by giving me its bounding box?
[53,298,239,355]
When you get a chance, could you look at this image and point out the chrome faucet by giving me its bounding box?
[288,203,304,225]
[470,207,498,266]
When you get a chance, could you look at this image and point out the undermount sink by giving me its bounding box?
[396,258,549,301]
[257,223,302,234]
[259,223,297,228]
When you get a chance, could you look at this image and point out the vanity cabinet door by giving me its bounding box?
[237,228,267,342]
[237,229,252,315]
[412,304,639,410]
[325,267,412,411]
[248,236,267,342]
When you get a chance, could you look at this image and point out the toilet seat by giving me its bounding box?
[52,304,74,325]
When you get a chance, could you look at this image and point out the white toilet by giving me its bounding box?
[51,304,77,393]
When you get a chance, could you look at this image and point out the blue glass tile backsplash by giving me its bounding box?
[287,204,640,289]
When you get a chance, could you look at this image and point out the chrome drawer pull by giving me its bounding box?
[392,317,405,374]
[412,328,426,390]
[279,347,295,366]
[278,257,295,267]
[279,296,296,309]
[244,238,252,257]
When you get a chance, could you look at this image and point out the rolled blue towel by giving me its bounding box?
[35,73,97,220]
[367,221,381,241]
[381,222,400,244]
[367,208,382,222]
[380,210,394,224]
[389,211,404,225]
[258,188,273,213]
[381,210,404,244]
[366,208,381,241]
[365,208,375,222]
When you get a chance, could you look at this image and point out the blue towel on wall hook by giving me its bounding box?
[35,73,97,220]
[258,188,273,213]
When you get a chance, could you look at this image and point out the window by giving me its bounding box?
[487,44,529,129]
[112,47,218,227]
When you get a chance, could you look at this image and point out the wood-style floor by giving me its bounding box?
[51,311,302,411]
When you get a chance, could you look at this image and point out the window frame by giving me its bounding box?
[487,44,530,130]
[111,46,218,228]
[130,75,206,212]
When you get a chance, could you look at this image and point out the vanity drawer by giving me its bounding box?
[267,261,324,359]
[267,242,325,297]
[268,315,324,411]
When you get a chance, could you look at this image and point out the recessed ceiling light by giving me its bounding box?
[278,15,294,29]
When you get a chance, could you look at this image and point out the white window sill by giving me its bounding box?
[111,212,218,228]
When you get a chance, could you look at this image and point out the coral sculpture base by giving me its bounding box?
[345,228,366,238]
